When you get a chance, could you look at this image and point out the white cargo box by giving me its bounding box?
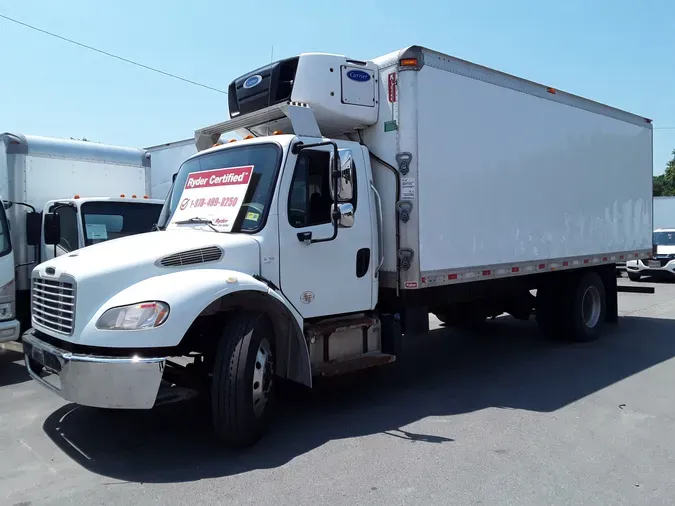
[364,46,653,289]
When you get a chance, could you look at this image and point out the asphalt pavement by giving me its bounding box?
[2,276,675,505]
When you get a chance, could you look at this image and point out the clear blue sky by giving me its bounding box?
[2,0,673,173]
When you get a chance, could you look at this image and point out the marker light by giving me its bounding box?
[399,58,419,67]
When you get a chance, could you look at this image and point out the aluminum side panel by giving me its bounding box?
[415,65,653,272]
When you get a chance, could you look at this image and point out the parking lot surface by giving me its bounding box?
[2,277,675,506]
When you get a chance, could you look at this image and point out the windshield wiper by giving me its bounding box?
[174,217,223,233]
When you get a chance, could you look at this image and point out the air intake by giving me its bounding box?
[159,246,223,267]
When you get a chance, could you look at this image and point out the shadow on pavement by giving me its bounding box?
[0,345,30,387]
[42,315,675,483]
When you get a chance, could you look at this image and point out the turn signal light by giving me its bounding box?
[73,194,80,199]
[272,130,283,135]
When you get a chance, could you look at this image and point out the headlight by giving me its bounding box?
[0,279,15,321]
[96,301,169,330]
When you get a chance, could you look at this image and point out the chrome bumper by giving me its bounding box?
[0,319,20,343]
[22,329,166,409]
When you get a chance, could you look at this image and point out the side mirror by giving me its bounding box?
[333,203,354,228]
[329,149,355,202]
[3,201,12,210]
[172,172,178,183]
[26,212,42,246]
[43,213,61,246]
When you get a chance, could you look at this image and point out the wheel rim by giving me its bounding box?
[252,337,273,417]
[582,286,601,329]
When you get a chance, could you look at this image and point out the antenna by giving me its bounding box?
[270,44,274,63]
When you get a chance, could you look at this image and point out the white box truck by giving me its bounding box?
[0,133,164,332]
[145,139,198,200]
[22,46,653,448]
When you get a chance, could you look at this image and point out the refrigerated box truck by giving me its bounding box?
[0,133,164,332]
[23,46,653,448]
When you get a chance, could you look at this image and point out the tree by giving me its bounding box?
[653,149,675,197]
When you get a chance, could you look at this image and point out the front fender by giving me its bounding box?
[80,269,303,349]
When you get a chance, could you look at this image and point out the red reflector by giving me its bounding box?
[482,270,491,276]
[634,253,639,257]
[538,264,545,269]
[619,255,625,260]
[512,267,519,273]
[562,261,569,267]
[140,303,156,309]
[602,257,608,261]
[583,259,590,264]
[448,274,457,280]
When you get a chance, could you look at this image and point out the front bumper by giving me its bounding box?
[0,319,20,343]
[22,329,166,409]
[626,258,675,277]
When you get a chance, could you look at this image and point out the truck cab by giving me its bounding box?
[40,196,165,260]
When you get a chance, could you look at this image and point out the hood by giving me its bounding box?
[33,230,261,337]
[38,229,260,279]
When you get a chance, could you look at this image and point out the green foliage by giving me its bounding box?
[653,150,675,197]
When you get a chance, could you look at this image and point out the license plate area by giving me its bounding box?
[25,342,62,374]
[648,260,661,268]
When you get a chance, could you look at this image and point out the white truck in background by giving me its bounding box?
[0,133,164,333]
[145,139,198,200]
[23,46,653,448]
[624,198,675,281]
[0,198,19,343]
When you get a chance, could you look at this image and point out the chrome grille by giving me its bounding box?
[159,246,223,267]
[32,277,76,335]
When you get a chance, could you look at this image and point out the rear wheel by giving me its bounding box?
[211,312,275,449]
[560,271,606,342]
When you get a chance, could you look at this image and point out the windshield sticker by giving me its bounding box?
[245,211,260,222]
[168,165,254,232]
[86,223,108,240]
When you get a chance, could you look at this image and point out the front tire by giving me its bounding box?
[211,312,275,449]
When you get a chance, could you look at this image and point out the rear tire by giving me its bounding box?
[211,312,275,449]
[627,273,641,282]
[560,271,606,343]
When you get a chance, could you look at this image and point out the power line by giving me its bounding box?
[0,13,227,94]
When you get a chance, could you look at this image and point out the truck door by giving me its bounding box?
[278,142,374,318]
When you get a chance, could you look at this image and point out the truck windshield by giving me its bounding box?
[653,231,675,246]
[157,143,281,233]
[0,204,11,257]
[81,201,163,246]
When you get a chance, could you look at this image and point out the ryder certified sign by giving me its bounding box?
[169,165,253,232]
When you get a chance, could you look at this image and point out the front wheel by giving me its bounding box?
[211,312,275,449]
